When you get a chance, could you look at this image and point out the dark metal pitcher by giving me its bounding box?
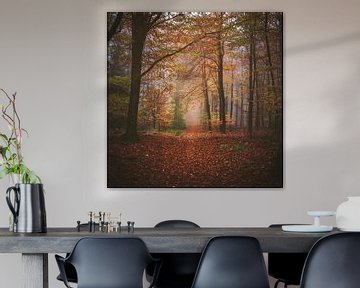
[6,183,47,233]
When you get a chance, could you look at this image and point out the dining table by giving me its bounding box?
[0,226,340,288]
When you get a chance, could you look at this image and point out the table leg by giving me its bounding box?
[22,253,48,288]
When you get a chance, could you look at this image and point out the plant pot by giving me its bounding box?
[336,196,360,231]
[9,173,21,185]
[6,183,47,233]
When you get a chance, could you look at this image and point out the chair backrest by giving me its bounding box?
[300,232,360,288]
[66,237,154,288]
[151,220,201,286]
[155,219,200,228]
[191,236,270,288]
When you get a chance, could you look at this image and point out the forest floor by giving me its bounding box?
[107,129,282,188]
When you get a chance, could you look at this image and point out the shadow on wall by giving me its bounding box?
[287,31,360,55]
[272,40,360,284]
[284,30,360,210]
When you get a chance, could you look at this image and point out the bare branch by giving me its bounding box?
[148,12,163,28]
[141,25,237,78]
[141,34,205,77]
[151,13,184,29]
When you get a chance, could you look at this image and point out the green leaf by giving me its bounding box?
[0,133,8,142]
[0,168,9,179]
[27,170,40,184]
[17,164,41,184]
[21,128,29,137]
[0,146,8,158]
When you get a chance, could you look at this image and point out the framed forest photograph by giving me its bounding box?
[107,12,283,188]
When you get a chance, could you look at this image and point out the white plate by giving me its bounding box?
[307,211,336,217]
[338,227,360,232]
[282,225,333,232]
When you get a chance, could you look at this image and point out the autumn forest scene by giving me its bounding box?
[107,12,283,188]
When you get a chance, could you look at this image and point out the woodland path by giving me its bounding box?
[108,130,281,188]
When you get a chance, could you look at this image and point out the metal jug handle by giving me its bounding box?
[6,186,20,224]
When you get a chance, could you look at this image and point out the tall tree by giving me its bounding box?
[201,52,212,131]
[264,12,278,134]
[247,14,256,138]
[125,13,163,141]
[229,63,235,129]
[239,85,244,129]
[216,13,226,134]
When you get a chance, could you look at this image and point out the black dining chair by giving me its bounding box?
[191,236,270,288]
[147,220,201,288]
[55,237,161,288]
[56,223,99,284]
[268,224,308,288]
[300,232,360,288]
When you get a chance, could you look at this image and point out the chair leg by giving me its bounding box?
[274,280,289,288]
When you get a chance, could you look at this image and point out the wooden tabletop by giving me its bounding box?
[0,227,340,253]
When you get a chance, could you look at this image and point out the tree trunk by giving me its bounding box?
[229,68,234,130]
[125,13,148,142]
[264,12,282,138]
[216,26,226,134]
[239,85,244,129]
[174,92,181,129]
[152,112,157,129]
[234,98,239,128]
[247,19,255,138]
[258,74,265,128]
[276,13,283,140]
[202,58,212,131]
[255,75,260,130]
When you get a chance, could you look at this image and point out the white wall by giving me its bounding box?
[0,0,360,287]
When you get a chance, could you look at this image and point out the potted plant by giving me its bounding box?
[0,89,41,183]
[0,88,46,233]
